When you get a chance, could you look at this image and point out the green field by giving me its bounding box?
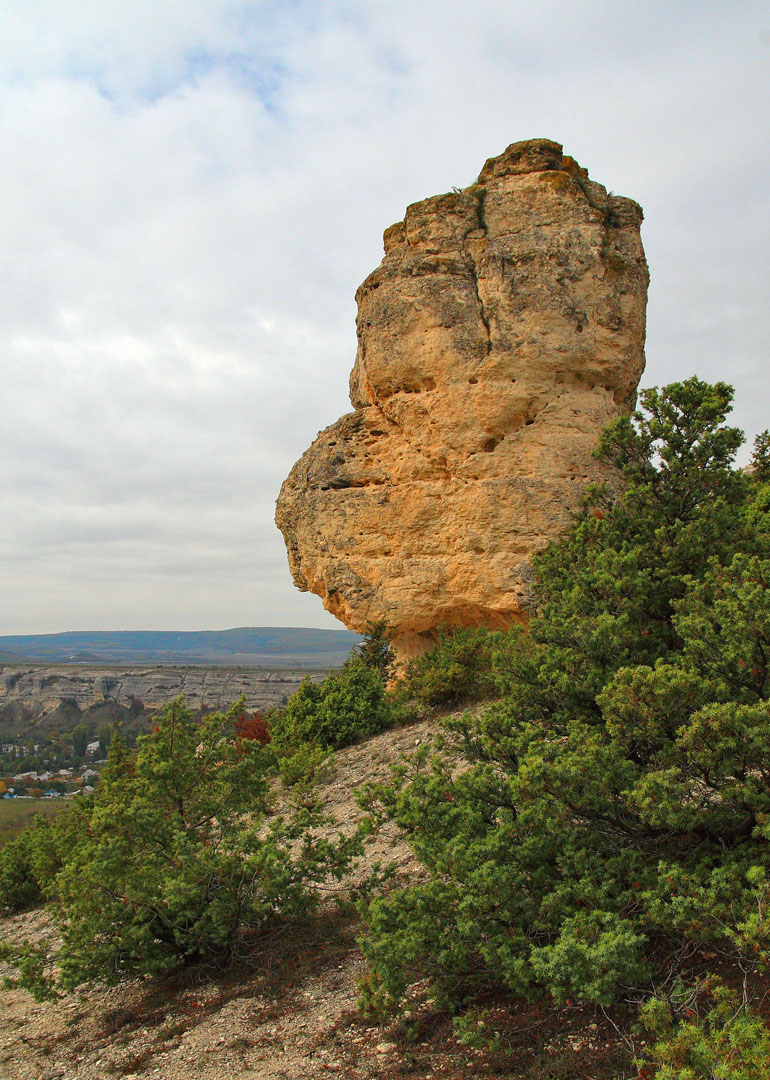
[0,799,66,848]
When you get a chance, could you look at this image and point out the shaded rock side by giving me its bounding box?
[276,139,648,658]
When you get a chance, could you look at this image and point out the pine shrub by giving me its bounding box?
[271,655,392,751]
[358,378,770,1059]
[2,698,360,997]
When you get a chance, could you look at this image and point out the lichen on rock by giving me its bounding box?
[276,139,649,660]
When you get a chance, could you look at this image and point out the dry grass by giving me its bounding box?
[0,798,63,848]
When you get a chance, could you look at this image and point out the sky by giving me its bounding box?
[0,0,768,635]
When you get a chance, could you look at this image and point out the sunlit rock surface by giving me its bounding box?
[276,139,648,659]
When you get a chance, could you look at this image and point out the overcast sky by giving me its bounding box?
[0,0,768,635]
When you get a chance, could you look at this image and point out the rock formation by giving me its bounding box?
[0,665,324,728]
[276,139,649,659]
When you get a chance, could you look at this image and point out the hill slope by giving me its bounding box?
[0,627,361,667]
[0,713,629,1080]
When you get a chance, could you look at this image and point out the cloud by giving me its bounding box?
[0,0,767,632]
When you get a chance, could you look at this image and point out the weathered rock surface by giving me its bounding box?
[276,139,648,658]
[0,665,326,729]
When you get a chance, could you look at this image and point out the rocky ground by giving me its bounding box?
[0,716,634,1080]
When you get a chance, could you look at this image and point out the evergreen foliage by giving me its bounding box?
[402,626,515,707]
[638,982,770,1079]
[71,723,89,758]
[358,378,770,1070]
[0,803,90,915]
[1,698,359,997]
[270,655,392,751]
[357,622,397,684]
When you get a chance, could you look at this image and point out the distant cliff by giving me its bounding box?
[0,664,329,735]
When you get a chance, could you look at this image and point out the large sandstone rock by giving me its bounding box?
[276,139,648,659]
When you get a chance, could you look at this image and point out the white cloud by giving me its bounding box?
[0,0,768,632]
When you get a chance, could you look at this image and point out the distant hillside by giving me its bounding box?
[0,627,361,667]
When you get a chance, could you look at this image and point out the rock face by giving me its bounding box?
[0,666,325,727]
[276,139,648,659]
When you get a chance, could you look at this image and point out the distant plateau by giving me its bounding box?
[0,626,361,667]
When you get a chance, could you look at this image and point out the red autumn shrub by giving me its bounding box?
[234,711,271,746]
